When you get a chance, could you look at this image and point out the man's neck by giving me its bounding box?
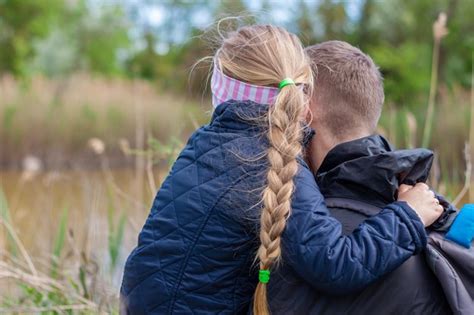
[307,128,370,173]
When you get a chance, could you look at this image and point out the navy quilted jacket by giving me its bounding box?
[120,101,427,315]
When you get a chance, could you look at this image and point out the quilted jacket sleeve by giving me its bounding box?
[282,164,427,294]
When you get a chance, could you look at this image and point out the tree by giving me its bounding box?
[0,0,65,76]
[317,0,349,41]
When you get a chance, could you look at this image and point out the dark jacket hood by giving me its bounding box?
[316,135,434,208]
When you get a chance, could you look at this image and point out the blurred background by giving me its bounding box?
[1,0,473,313]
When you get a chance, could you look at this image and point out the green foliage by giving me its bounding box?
[365,0,474,95]
[148,137,184,167]
[106,106,126,129]
[126,33,161,80]
[368,43,431,106]
[77,4,130,76]
[2,104,17,132]
[0,0,65,76]
[19,284,74,315]
[0,188,17,256]
[81,104,98,123]
[51,207,68,278]
[0,206,119,313]
[0,0,130,77]
[317,0,348,40]
[126,28,211,94]
[1,0,473,106]
[107,200,126,272]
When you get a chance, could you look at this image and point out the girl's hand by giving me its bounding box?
[398,183,443,227]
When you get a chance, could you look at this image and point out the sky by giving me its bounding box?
[137,0,363,27]
[90,0,364,54]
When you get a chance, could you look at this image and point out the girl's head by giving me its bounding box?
[214,25,312,314]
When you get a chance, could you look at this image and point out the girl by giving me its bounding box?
[120,25,442,315]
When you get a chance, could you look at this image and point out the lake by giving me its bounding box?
[0,168,162,296]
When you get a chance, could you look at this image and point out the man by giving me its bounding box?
[267,41,451,314]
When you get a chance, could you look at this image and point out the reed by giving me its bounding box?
[469,52,474,202]
[422,12,448,148]
[0,73,207,169]
[0,132,185,313]
[51,207,68,278]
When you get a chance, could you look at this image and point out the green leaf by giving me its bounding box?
[51,207,68,278]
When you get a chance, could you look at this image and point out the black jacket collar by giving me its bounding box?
[316,135,434,208]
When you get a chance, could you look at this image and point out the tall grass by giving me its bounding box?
[0,135,183,313]
[51,207,68,278]
[0,187,99,313]
[0,73,207,169]
[1,73,471,186]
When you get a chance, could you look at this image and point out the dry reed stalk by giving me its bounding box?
[0,218,37,276]
[430,152,441,191]
[0,261,63,292]
[146,133,158,195]
[422,12,448,148]
[453,143,472,206]
[100,144,148,215]
[188,111,201,130]
[134,79,146,203]
[389,106,397,145]
[405,111,417,148]
[468,52,474,203]
[92,138,149,212]
[93,149,148,233]
[0,260,97,309]
[0,304,97,314]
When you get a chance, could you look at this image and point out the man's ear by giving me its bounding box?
[305,106,313,125]
[308,95,318,113]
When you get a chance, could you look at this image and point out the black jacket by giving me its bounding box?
[268,135,451,315]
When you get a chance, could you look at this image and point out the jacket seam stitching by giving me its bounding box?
[167,132,234,314]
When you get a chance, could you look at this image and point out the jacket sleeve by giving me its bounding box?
[282,164,427,295]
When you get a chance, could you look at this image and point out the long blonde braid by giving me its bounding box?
[217,25,312,315]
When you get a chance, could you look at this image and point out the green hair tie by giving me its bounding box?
[279,78,295,90]
[259,269,271,284]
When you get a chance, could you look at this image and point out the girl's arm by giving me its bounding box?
[282,165,426,294]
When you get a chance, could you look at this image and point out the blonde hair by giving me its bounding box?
[216,25,313,314]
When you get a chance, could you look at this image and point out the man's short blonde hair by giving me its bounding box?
[306,41,384,139]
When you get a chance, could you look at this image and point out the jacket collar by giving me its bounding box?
[210,100,315,146]
[316,135,434,208]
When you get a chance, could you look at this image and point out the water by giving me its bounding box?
[0,168,161,292]
[2,168,467,257]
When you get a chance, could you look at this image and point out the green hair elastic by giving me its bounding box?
[279,78,295,90]
[259,269,271,284]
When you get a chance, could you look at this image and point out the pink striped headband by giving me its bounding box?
[211,61,280,108]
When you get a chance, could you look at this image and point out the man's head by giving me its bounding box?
[305,40,384,141]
